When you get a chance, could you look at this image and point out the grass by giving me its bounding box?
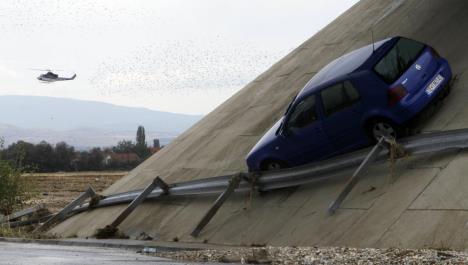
[0,226,29,238]
[0,225,58,239]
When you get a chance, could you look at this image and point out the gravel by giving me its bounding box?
[151,246,468,264]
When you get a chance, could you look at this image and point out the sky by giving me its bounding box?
[0,0,359,115]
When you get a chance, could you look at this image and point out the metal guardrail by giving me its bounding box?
[38,128,468,235]
[0,204,47,224]
[66,128,468,215]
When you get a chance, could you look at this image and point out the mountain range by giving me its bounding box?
[0,95,202,149]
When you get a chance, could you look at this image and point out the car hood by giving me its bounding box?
[247,117,283,158]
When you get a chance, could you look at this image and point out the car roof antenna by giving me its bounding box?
[371,28,375,53]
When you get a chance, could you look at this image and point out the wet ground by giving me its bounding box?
[0,242,214,265]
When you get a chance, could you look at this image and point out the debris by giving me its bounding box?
[88,194,105,208]
[386,137,406,182]
[219,253,242,263]
[437,251,455,260]
[136,232,153,241]
[150,246,468,264]
[94,225,129,239]
[141,247,157,254]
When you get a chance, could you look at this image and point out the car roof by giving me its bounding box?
[297,37,396,98]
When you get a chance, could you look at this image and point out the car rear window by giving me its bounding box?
[286,95,317,131]
[374,38,425,84]
[321,81,360,117]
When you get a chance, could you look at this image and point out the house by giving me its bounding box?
[103,152,140,165]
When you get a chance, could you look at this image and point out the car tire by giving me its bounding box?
[366,119,401,142]
[261,160,287,171]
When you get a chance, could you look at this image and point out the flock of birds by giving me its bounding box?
[91,38,288,97]
[0,0,290,101]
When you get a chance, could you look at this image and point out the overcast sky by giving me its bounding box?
[0,0,358,115]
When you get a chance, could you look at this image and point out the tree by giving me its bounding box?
[112,140,135,153]
[135,126,149,159]
[0,138,147,172]
[88,148,104,170]
[0,139,34,215]
[54,142,75,171]
[2,141,35,168]
[33,141,55,172]
[76,148,104,171]
[0,160,32,215]
[136,126,146,147]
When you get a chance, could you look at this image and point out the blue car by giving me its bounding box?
[246,36,452,171]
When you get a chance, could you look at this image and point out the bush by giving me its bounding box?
[0,159,34,215]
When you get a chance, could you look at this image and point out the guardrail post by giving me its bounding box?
[0,204,47,224]
[154,176,170,195]
[328,137,387,215]
[35,186,97,232]
[110,176,167,228]
[95,176,169,238]
[191,173,242,237]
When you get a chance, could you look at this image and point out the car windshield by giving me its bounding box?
[285,95,317,131]
[374,38,425,84]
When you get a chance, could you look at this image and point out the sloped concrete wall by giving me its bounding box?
[52,0,468,250]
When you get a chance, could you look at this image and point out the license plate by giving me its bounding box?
[425,74,444,95]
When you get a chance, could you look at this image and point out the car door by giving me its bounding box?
[319,81,367,154]
[281,94,333,165]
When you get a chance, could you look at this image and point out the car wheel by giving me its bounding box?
[367,120,399,142]
[262,160,286,171]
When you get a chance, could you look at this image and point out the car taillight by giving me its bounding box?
[388,85,408,107]
[429,47,441,59]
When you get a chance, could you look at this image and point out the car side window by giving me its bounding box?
[286,95,317,131]
[321,81,360,117]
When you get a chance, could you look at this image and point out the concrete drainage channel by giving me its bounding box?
[5,128,468,238]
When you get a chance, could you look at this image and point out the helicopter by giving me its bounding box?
[31,69,76,82]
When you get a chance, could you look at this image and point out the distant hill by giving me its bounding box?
[0,95,202,149]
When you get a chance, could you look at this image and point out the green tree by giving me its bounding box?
[135,126,149,158]
[88,148,104,170]
[54,142,75,171]
[136,126,146,147]
[0,160,32,215]
[33,141,54,172]
[2,140,35,168]
[0,138,34,215]
[112,140,135,153]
